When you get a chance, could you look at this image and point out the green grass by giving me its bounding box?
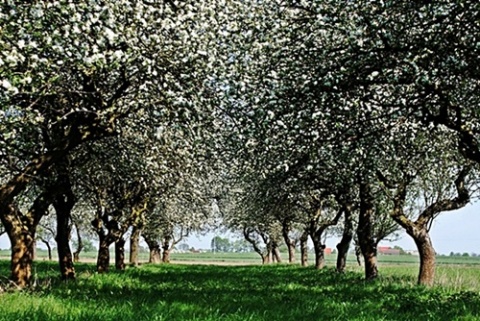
[0,261,479,320]
[3,249,480,266]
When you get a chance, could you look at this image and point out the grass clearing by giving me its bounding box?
[0,261,479,320]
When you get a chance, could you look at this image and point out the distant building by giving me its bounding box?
[325,248,332,255]
[378,246,401,255]
[406,250,419,256]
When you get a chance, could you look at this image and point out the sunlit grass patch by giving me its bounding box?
[0,261,479,320]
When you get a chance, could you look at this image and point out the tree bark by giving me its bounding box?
[309,226,327,269]
[40,238,53,261]
[357,182,378,280]
[307,200,344,270]
[73,220,83,263]
[149,244,161,263]
[162,235,172,263]
[115,238,126,270]
[355,244,363,266]
[149,247,161,263]
[411,229,436,286]
[313,241,326,269]
[262,254,271,264]
[129,226,141,266]
[53,173,76,281]
[97,235,111,273]
[2,196,50,287]
[300,230,309,267]
[144,235,161,263]
[272,241,282,263]
[91,214,123,273]
[287,243,295,264]
[281,219,295,263]
[385,167,470,286]
[8,217,36,287]
[243,227,271,264]
[162,248,171,263]
[336,203,353,273]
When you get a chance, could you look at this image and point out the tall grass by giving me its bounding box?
[0,261,479,320]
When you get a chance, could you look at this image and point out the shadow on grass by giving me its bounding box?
[0,261,479,320]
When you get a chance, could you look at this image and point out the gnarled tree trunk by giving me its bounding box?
[411,229,436,286]
[281,219,296,263]
[97,234,111,273]
[307,199,344,270]
[144,235,161,263]
[115,238,126,270]
[300,230,309,267]
[53,171,76,281]
[2,194,51,287]
[162,235,172,263]
[5,209,36,287]
[336,203,353,273]
[149,246,161,263]
[129,226,141,266]
[73,220,83,263]
[312,237,326,269]
[91,213,123,273]
[243,227,271,265]
[385,167,470,286]
[357,182,378,281]
[39,238,53,261]
[272,241,282,263]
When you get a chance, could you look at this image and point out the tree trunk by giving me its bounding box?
[73,220,83,263]
[144,236,161,263]
[281,220,295,263]
[162,235,172,263]
[162,248,171,263]
[149,245,161,263]
[115,238,126,270]
[91,214,121,273]
[54,197,76,280]
[52,163,76,280]
[408,228,436,286]
[129,226,141,266]
[336,204,353,273]
[32,240,37,261]
[262,254,271,264]
[300,230,309,267]
[355,244,363,266]
[310,229,326,269]
[287,243,295,264]
[313,242,326,269]
[357,182,378,280]
[243,228,271,265]
[2,199,48,287]
[9,225,35,287]
[266,241,273,264]
[97,235,111,273]
[272,242,282,263]
[40,239,52,261]
[46,242,52,261]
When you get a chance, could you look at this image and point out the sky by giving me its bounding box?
[0,202,478,255]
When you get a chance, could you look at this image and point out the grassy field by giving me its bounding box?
[9,249,480,266]
[4,250,480,291]
[0,259,479,320]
